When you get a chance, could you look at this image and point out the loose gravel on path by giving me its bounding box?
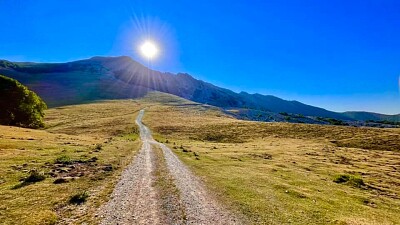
[157,141,240,224]
[99,111,162,224]
[99,109,241,224]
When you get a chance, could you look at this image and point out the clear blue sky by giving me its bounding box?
[1,0,399,114]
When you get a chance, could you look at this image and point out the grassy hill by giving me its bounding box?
[343,111,400,122]
[0,100,145,224]
[0,58,150,107]
[1,91,399,224]
[2,56,398,122]
[142,94,400,224]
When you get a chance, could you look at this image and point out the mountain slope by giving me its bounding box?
[343,111,400,122]
[1,56,399,121]
[0,58,150,106]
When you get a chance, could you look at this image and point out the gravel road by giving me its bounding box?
[99,110,162,224]
[157,141,239,224]
[100,109,240,224]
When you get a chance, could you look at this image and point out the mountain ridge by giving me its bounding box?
[1,56,399,122]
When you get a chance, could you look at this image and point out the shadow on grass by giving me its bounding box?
[11,170,46,189]
[11,181,34,189]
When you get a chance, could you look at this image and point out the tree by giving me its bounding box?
[0,75,47,128]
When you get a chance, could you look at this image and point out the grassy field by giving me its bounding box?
[0,100,144,224]
[1,92,399,224]
[143,98,400,225]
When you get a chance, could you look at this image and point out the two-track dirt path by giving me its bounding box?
[99,109,239,224]
[99,111,161,224]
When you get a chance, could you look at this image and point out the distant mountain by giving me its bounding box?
[342,111,400,122]
[1,56,399,122]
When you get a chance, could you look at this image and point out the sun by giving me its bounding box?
[140,41,158,59]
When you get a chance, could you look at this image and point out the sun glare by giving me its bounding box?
[140,41,158,59]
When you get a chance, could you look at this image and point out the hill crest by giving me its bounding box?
[1,56,399,123]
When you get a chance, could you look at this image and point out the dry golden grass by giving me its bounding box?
[1,92,399,225]
[0,100,145,224]
[45,100,146,137]
[143,100,400,225]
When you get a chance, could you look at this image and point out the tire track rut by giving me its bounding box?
[100,109,240,224]
[100,111,161,224]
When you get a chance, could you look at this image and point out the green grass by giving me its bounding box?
[333,174,365,188]
[69,191,90,205]
[55,155,73,165]
[24,170,46,183]
[0,100,145,224]
[152,145,187,223]
[143,102,400,225]
[2,92,399,224]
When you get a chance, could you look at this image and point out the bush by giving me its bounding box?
[69,191,89,205]
[333,174,350,183]
[0,75,47,128]
[13,169,46,189]
[55,155,73,165]
[317,117,348,126]
[53,178,69,184]
[24,170,46,183]
[334,174,365,188]
[348,176,365,188]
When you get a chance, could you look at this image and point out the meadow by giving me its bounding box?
[0,100,144,224]
[143,96,400,225]
[1,93,399,224]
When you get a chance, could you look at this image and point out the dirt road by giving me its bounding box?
[99,110,239,224]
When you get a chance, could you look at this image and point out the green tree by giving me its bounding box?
[0,75,47,128]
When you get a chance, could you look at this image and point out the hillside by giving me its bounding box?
[1,56,399,122]
[343,111,400,122]
[0,100,144,224]
[2,93,400,224]
[141,94,400,224]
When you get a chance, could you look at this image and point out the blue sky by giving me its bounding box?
[1,0,399,114]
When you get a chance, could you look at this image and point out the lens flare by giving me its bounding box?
[140,41,158,59]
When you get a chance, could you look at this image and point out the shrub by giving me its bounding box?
[334,174,365,188]
[55,155,73,165]
[333,174,350,183]
[317,117,348,126]
[296,114,305,118]
[69,191,89,205]
[0,75,47,128]
[13,169,46,189]
[348,176,365,188]
[53,178,69,184]
[24,170,46,183]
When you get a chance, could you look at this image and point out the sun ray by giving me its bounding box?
[140,41,158,59]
